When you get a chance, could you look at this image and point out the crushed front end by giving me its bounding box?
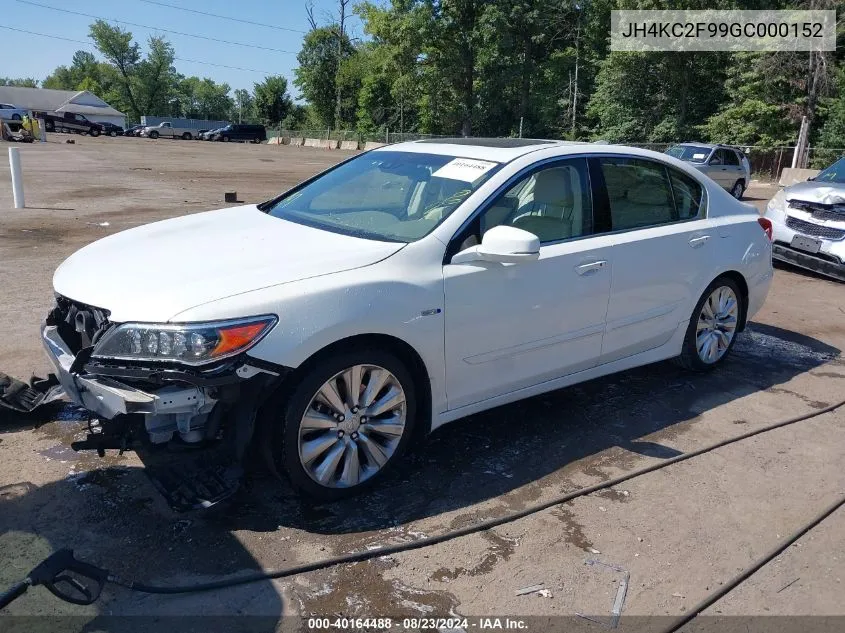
[42,296,286,508]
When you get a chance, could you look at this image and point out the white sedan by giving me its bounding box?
[42,139,774,501]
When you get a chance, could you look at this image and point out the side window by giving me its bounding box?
[668,168,705,220]
[709,150,724,165]
[600,157,677,230]
[723,149,740,166]
[480,158,593,244]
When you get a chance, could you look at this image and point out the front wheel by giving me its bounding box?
[275,349,417,500]
[11,114,21,121]
[676,277,743,371]
[109,131,117,137]
[89,128,100,137]
[222,136,230,142]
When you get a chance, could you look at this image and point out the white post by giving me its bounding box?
[38,117,46,142]
[8,147,25,208]
[791,116,808,169]
[519,117,524,138]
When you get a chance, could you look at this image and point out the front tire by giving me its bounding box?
[276,349,417,501]
[676,277,743,371]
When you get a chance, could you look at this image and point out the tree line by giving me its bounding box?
[2,0,843,152]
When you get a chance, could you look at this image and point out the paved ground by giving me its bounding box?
[1,136,844,632]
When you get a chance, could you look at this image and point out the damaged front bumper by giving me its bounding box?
[42,314,286,449]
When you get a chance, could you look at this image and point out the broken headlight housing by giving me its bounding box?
[91,316,277,366]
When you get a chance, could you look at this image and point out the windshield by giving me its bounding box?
[815,157,845,184]
[666,145,712,163]
[266,151,502,242]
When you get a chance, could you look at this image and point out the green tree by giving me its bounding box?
[233,88,254,123]
[89,20,142,119]
[253,75,293,126]
[294,27,356,128]
[0,77,38,87]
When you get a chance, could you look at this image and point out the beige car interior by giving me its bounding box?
[601,162,676,230]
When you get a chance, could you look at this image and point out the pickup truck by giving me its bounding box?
[140,122,196,140]
[37,111,102,136]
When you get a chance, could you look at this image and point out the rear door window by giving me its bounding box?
[599,157,678,230]
[723,150,740,166]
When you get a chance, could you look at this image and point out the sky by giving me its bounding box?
[0,0,364,97]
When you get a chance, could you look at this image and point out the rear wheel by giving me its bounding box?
[223,136,230,142]
[730,180,745,199]
[676,277,743,371]
[149,131,159,139]
[89,128,100,137]
[109,130,117,137]
[275,349,417,500]
[182,132,192,140]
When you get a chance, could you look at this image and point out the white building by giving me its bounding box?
[0,86,126,128]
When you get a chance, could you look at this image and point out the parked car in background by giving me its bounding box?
[124,125,144,137]
[39,111,102,136]
[97,122,124,137]
[0,103,28,120]
[666,143,751,200]
[43,139,773,501]
[140,121,196,140]
[763,156,845,282]
[196,129,208,139]
[212,123,266,143]
[200,128,224,140]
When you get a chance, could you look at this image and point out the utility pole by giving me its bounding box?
[571,5,582,137]
[334,0,350,131]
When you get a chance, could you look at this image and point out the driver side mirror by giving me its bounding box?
[451,225,540,264]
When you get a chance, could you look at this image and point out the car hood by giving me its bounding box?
[53,205,404,322]
[784,180,845,204]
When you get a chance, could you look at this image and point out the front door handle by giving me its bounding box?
[689,235,710,248]
[575,260,608,275]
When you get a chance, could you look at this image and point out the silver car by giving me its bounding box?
[763,156,845,282]
[666,143,751,200]
[0,103,28,121]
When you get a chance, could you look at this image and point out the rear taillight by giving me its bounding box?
[757,217,773,241]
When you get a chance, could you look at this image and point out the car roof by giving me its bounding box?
[675,142,744,152]
[378,138,594,162]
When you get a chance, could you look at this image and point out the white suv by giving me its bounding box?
[43,139,773,501]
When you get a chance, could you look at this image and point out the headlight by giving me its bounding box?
[92,316,277,365]
[765,189,787,218]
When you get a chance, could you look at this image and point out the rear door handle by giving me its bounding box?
[575,260,608,275]
[689,235,710,248]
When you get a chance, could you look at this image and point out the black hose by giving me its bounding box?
[658,493,845,633]
[118,396,845,595]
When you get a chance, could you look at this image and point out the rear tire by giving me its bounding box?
[676,277,744,371]
[730,180,745,200]
[223,136,230,142]
[149,131,159,139]
[273,348,417,501]
[182,132,192,140]
[109,131,117,137]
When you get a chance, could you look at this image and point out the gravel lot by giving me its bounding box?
[1,136,844,631]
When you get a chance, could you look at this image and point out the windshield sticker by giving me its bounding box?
[693,153,707,160]
[433,158,498,183]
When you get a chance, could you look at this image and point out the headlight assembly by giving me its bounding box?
[765,189,787,218]
[92,316,277,365]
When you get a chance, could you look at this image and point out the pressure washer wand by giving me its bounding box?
[0,549,109,609]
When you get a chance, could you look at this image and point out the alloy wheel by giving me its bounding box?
[696,286,739,364]
[297,364,407,488]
